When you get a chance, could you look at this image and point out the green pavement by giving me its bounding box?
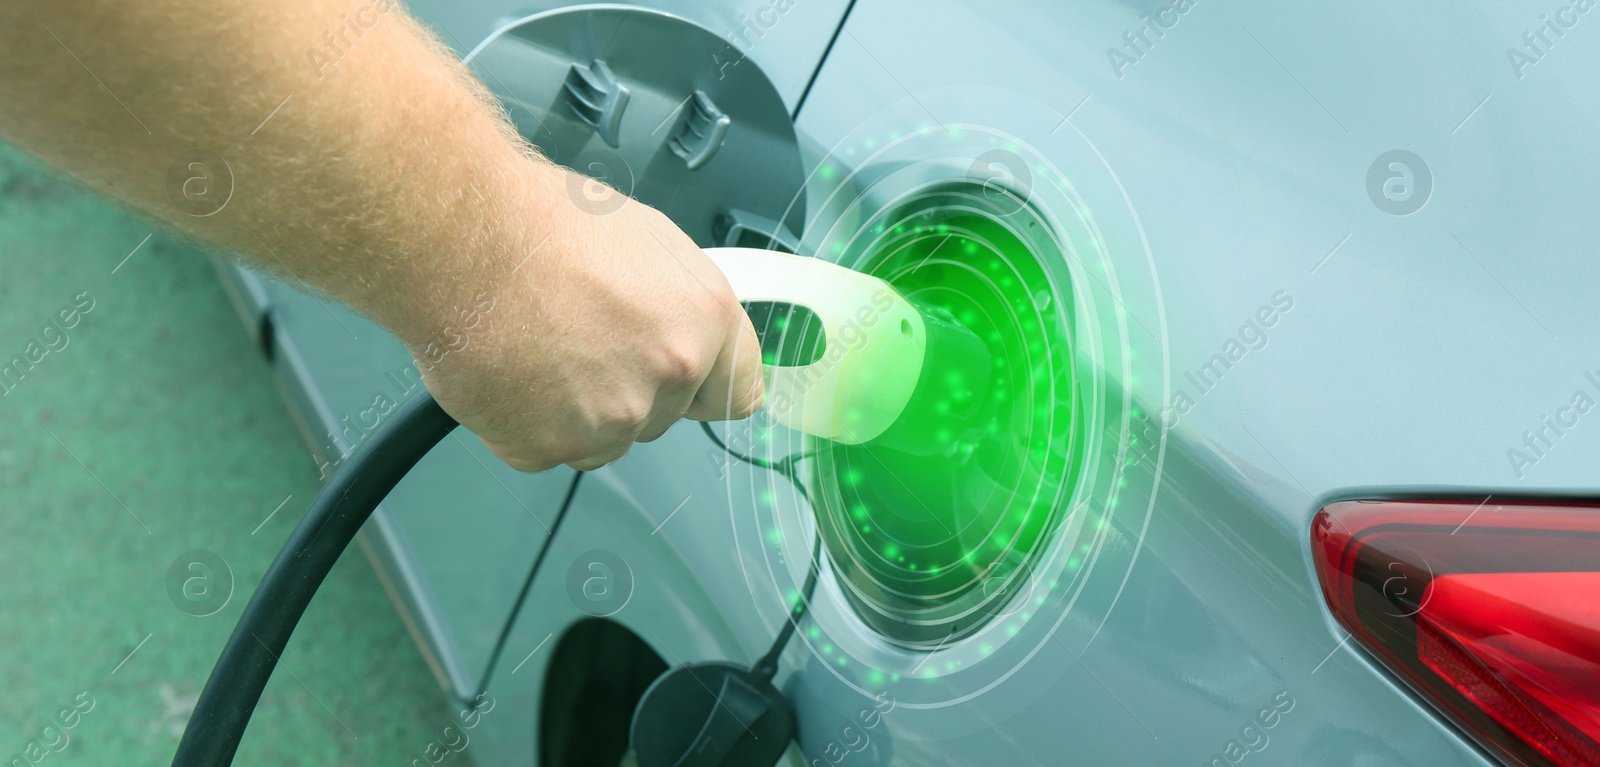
[0,140,453,766]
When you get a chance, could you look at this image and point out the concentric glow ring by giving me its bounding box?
[717,110,1171,716]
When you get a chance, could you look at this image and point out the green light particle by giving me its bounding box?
[807,625,821,639]
[822,643,834,655]
[818,163,836,180]
[869,670,886,686]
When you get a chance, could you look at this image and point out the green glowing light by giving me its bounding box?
[811,204,1084,643]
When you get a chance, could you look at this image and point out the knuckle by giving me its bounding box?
[486,443,557,474]
[538,434,594,465]
[505,456,556,474]
[653,339,707,390]
[602,395,653,431]
[568,443,630,472]
[732,378,764,419]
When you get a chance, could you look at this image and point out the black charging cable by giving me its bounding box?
[172,391,822,767]
[627,424,823,767]
[702,420,823,680]
[171,391,459,767]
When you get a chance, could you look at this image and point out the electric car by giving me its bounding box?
[212,1,1600,764]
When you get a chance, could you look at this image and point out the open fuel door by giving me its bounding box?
[465,5,807,249]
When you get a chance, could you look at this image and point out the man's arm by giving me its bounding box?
[0,0,763,471]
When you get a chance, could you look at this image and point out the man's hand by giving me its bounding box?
[417,176,763,472]
[0,0,765,473]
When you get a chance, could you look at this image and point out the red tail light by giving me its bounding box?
[1312,500,1600,767]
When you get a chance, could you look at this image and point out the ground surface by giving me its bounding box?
[0,140,452,766]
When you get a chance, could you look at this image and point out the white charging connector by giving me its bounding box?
[705,247,927,446]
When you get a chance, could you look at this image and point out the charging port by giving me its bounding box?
[809,183,1082,649]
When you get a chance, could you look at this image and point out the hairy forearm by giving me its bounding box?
[0,0,553,347]
[0,0,766,472]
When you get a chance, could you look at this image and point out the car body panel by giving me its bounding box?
[214,0,1600,764]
